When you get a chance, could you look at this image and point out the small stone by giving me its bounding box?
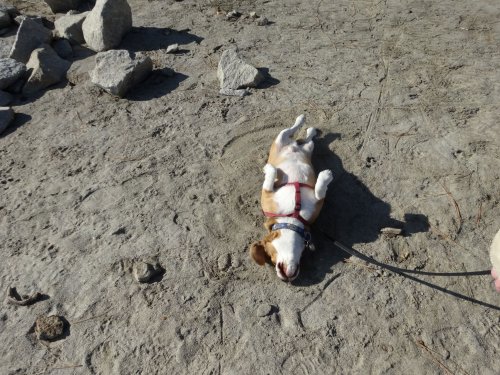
[0,58,26,89]
[9,18,52,63]
[0,90,12,106]
[82,0,132,52]
[34,315,65,341]
[249,11,257,19]
[43,0,82,13]
[90,49,152,97]
[52,38,73,59]
[226,10,241,20]
[217,49,263,90]
[54,11,88,44]
[256,303,273,317]
[23,45,71,96]
[0,106,14,134]
[217,254,231,271]
[133,261,163,283]
[166,43,179,54]
[380,227,403,238]
[257,17,269,26]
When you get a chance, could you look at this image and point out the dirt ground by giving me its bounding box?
[1,0,500,374]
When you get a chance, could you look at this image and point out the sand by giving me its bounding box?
[1,0,499,374]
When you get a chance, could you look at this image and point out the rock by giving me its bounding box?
[249,11,258,19]
[380,227,403,238]
[133,261,163,283]
[219,87,249,97]
[166,43,179,54]
[34,315,65,341]
[0,10,11,28]
[23,45,71,96]
[44,0,81,13]
[6,287,43,306]
[82,0,132,52]
[9,18,52,63]
[256,303,273,317]
[54,11,88,44]
[257,17,269,26]
[90,50,152,97]
[0,106,14,134]
[0,58,26,89]
[217,49,263,90]
[226,10,241,20]
[52,38,73,58]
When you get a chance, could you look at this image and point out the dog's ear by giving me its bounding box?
[250,241,268,265]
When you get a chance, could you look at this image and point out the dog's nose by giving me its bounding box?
[277,262,299,281]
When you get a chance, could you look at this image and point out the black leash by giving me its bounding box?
[320,232,500,311]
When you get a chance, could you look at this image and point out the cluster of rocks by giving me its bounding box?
[0,0,156,135]
[225,9,270,26]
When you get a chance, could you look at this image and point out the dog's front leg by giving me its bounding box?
[263,164,277,192]
[315,170,333,200]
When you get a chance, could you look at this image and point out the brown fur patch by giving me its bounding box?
[249,226,281,266]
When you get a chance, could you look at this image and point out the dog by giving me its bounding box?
[491,228,500,292]
[249,114,333,281]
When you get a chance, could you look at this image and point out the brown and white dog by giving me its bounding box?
[249,114,333,281]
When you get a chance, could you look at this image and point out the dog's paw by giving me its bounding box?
[306,127,317,140]
[318,169,333,184]
[263,163,277,176]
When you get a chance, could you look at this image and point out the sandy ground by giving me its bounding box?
[1,0,500,374]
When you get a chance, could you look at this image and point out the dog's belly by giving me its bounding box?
[276,159,315,184]
[273,185,317,221]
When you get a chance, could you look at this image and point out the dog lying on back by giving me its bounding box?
[249,114,333,281]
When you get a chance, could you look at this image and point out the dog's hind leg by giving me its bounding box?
[275,114,306,148]
[263,164,277,192]
[302,127,317,154]
[315,170,333,200]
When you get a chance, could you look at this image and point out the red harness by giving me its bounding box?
[263,182,314,226]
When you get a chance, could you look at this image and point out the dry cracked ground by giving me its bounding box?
[1,0,500,374]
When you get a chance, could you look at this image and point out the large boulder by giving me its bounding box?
[44,0,82,13]
[217,49,263,90]
[54,11,88,44]
[9,17,52,63]
[82,0,132,52]
[23,45,71,95]
[0,58,26,89]
[0,106,14,135]
[90,49,152,97]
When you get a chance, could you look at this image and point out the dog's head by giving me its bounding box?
[250,219,306,281]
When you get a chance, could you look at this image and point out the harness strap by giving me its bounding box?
[262,182,314,226]
[272,223,311,242]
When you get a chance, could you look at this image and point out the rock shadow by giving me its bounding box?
[257,67,280,89]
[0,112,32,138]
[120,26,204,52]
[126,71,188,101]
[294,132,430,286]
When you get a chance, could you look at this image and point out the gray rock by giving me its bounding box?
[380,227,403,238]
[257,17,269,26]
[0,10,11,28]
[0,58,26,89]
[54,11,88,44]
[256,303,273,317]
[23,45,71,96]
[0,106,14,134]
[219,87,249,97]
[34,315,65,341]
[0,90,12,106]
[82,0,132,52]
[133,261,163,283]
[217,49,263,90]
[90,50,152,97]
[44,0,81,13]
[52,38,73,58]
[9,18,52,63]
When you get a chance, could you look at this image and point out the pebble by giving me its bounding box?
[35,315,65,341]
[380,227,403,238]
[256,303,273,317]
[133,261,163,283]
[257,17,269,26]
[166,43,179,54]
